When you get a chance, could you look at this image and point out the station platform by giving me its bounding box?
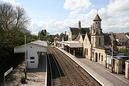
[4,55,47,86]
[26,55,47,86]
[57,47,129,86]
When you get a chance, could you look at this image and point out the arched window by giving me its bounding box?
[99,53,101,60]
[101,55,103,61]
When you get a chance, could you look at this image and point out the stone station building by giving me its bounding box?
[54,14,129,79]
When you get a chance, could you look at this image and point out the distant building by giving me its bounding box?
[14,40,48,68]
[114,33,129,46]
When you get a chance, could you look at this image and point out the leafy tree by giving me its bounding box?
[0,3,35,75]
[38,29,54,42]
[126,32,129,36]
[60,32,65,38]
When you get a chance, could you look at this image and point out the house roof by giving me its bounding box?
[114,33,128,43]
[93,14,102,21]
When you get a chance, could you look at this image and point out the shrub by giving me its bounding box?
[21,76,26,84]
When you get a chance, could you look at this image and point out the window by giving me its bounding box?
[97,22,100,28]
[30,57,35,59]
[93,29,95,33]
[101,55,103,61]
[85,49,88,55]
[30,61,35,63]
[87,49,88,55]
[99,53,101,60]
[99,38,101,46]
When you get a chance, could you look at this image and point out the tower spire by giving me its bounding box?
[93,14,101,21]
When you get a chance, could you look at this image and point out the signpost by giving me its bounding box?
[4,67,13,86]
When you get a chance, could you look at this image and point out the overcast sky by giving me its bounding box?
[1,0,129,35]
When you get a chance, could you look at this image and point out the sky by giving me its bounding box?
[1,0,129,35]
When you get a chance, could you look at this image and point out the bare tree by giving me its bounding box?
[0,3,29,43]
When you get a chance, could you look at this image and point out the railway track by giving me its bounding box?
[47,53,63,86]
[48,47,101,86]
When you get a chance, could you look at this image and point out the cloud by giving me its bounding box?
[28,8,98,35]
[64,0,91,11]
[0,0,20,6]
[98,0,129,32]
[29,19,78,35]
[27,0,129,35]
[3,0,129,35]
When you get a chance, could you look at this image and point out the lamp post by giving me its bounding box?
[111,32,114,73]
[24,35,27,81]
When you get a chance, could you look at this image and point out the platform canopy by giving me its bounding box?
[113,56,129,59]
[61,41,83,48]
[14,40,48,53]
[30,40,48,47]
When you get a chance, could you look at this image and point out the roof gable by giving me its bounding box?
[84,33,91,45]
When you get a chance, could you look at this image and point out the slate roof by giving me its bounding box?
[70,27,90,35]
[70,28,79,35]
[114,33,128,43]
[70,27,90,40]
[80,28,90,34]
[87,33,91,42]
